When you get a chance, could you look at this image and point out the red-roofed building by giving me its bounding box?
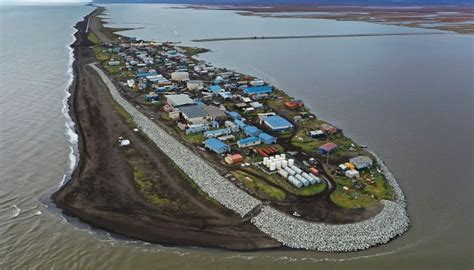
[285,100,304,109]
[319,142,337,155]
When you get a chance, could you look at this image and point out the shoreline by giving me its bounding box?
[52,5,409,252]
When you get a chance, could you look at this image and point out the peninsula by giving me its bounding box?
[53,6,409,251]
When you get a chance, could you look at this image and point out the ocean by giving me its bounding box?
[0,3,472,269]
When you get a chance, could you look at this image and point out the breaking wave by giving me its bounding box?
[58,24,80,188]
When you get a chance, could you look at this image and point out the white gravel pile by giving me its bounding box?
[92,63,410,251]
[251,200,409,252]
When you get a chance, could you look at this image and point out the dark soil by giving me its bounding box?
[51,10,280,251]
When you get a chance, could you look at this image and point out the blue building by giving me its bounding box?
[243,86,273,95]
[228,111,242,120]
[259,132,277,144]
[208,85,223,94]
[234,119,247,130]
[185,124,209,134]
[263,116,293,132]
[243,125,262,137]
[237,137,261,148]
[204,138,230,154]
[204,128,231,138]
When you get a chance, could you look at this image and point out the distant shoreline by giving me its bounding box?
[180,4,474,34]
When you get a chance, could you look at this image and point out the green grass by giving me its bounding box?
[183,132,205,145]
[298,183,327,196]
[233,170,286,201]
[329,168,393,209]
[330,186,377,209]
[87,32,101,45]
[133,166,176,207]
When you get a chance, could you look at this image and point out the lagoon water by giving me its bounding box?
[1,3,473,269]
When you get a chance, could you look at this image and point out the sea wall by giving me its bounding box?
[90,63,409,251]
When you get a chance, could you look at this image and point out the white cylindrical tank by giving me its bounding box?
[288,176,302,188]
[284,167,296,175]
[274,155,280,160]
[280,154,286,160]
[282,160,288,168]
[276,161,282,169]
[278,169,289,179]
[303,173,316,185]
[296,174,310,187]
[291,165,303,174]
[313,176,322,184]
[269,163,276,171]
[288,159,295,167]
[263,157,269,166]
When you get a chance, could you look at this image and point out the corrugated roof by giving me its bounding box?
[320,142,337,151]
[204,138,229,151]
[238,136,260,144]
[165,94,194,107]
[179,104,208,119]
[244,86,273,95]
[264,116,293,130]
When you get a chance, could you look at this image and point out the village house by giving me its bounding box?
[203,105,227,122]
[319,142,338,155]
[165,94,195,108]
[349,156,373,170]
[204,138,230,154]
[237,136,261,148]
[178,104,209,124]
[263,115,293,132]
[258,132,277,144]
[320,123,338,135]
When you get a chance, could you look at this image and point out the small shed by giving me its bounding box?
[285,100,304,109]
[345,169,360,179]
[204,138,230,154]
[225,154,244,164]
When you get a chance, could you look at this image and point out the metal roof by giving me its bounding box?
[165,94,195,107]
[179,104,208,119]
[204,138,229,152]
[264,116,293,130]
[244,85,272,95]
[238,136,260,145]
